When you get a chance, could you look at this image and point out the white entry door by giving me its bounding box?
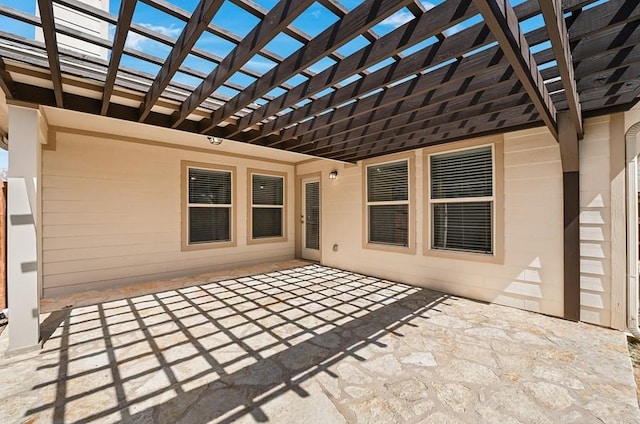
[302,179,321,261]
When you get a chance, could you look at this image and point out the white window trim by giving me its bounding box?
[427,143,496,256]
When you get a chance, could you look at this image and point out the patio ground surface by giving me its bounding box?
[0,262,639,423]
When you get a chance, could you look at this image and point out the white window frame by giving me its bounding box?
[428,143,496,256]
[182,161,235,251]
[249,171,286,243]
[364,157,413,252]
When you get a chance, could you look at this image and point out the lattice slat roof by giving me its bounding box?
[0,0,638,162]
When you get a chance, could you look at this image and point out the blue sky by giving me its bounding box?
[0,0,610,92]
[0,0,609,172]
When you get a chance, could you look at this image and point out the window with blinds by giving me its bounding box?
[366,160,409,247]
[187,167,232,244]
[251,174,284,239]
[430,145,494,254]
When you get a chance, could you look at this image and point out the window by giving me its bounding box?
[183,163,234,248]
[429,145,494,254]
[366,159,409,247]
[250,172,285,241]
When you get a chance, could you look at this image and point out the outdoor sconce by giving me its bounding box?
[329,170,338,180]
[207,136,223,145]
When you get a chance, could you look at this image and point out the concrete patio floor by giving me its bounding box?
[0,263,639,423]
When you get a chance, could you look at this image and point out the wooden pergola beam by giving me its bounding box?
[265,48,511,151]
[540,0,583,138]
[37,0,64,108]
[242,0,552,146]
[223,0,477,138]
[300,81,526,156]
[248,27,498,146]
[558,111,581,321]
[139,0,225,122]
[472,0,557,139]
[333,104,539,161]
[304,58,640,157]
[101,0,136,116]
[0,57,15,100]
[198,0,416,133]
[171,0,315,128]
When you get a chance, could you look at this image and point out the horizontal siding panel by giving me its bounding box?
[43,232,179,250]
[503,162,562,180]
[43,241,179,262]
[503,136,556,152]
[43,243,294,276]
[43,212,176,226]
[43,199,177,214]
[43,222,180,237]
[504,146,560,165]
[44,254,293,297]
[43,251,295,288]
[42,175,176,190]
[505,177,562,193]
[43,187,178,201]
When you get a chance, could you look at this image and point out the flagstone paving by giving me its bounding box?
[0,264,638,423]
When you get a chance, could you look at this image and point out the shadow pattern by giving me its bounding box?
[27,264,450,423]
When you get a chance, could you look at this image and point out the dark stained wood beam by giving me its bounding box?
[12,81,201,133]
[171,0,316,128]
[265,48,511,151]
[139,0,225,122]
[138,0,308,78]
[37,0,64,108]
[527,0,640,48]
[326,94,533,159]
[540,0,583,137]
[198,0,416,133]
[223,0,477,138]
[332,86,640,162]
[472,0,557,139]
[299,16,640,155]
[0,57,15,100]
[226,0,332,55]
[558,111,581,321]
[333,105,540,161]
[301,80,526,156]
[52,0,289,98]
[101,0,136,116]
[248,26,499,146]
[304,56,640,157]
[241,0,561,146]
[0,3,263,109]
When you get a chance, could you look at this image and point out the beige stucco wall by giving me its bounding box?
[297,128,566,318]
[41,130,296,297]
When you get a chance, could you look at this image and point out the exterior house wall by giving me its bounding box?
[41,130,296,297]
[297,128,567,318]
[578,115,632,329]
[37,111,631,328]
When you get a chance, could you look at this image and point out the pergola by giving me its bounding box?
[0,0,637,164]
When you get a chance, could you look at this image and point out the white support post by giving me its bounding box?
[626,122,640,338]
[6,105,41,355]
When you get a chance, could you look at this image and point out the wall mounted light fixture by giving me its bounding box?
[207,136,223,145]
[329,170,338,180]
